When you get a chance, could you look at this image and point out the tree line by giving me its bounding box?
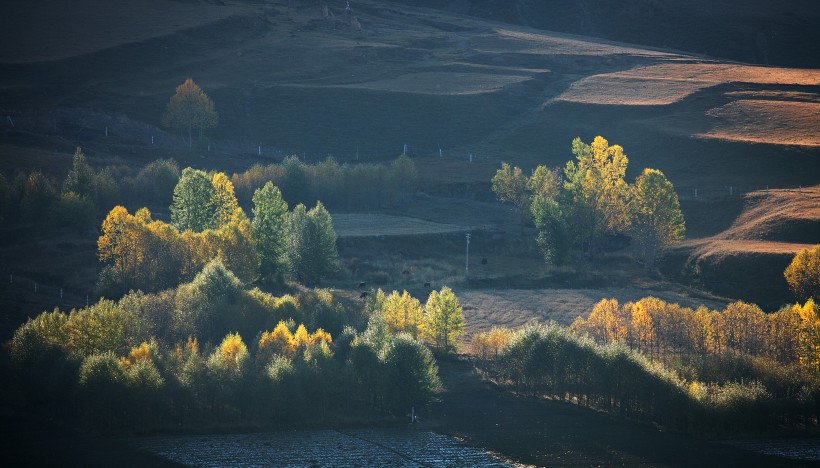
[10,259,447,432]
[569,296,820,369]
[98,166,338,293]
[492,136,684,271]
[231,154,418,210]
[0,153,418,243]
[472,317,819,433]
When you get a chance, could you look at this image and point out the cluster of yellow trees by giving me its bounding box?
[471,297,820,370]
[492,136,685,270]
[257,321,333,363]
[570,297,820,369]
[98,203,256,291]
[370,287,465,352]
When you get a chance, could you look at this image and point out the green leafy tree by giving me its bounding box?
[785,245,820,302]
[491,162,530,224]
[531,193,571,265]
[564,136,631,255]
[287,201,338,286]
[421,286,465,353]
[631,168,685,272]
[161,78,218,148]
[252,182,289,281]
[171,168,215,232]
[529,165,569,265]
[63,147,95,199]
[378,333,441,413]
[280,156,309,205]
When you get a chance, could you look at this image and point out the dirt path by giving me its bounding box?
[421,357,811,467]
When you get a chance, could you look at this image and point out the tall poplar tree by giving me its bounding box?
[564,136,631,255]
[170,168,215,233]
[252,182,288,281]
[631,168,685,272]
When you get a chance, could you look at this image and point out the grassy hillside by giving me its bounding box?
[0,0,818,329]
[392,0,820,68]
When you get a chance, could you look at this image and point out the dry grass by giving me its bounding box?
[332,213,463,237]
[555,63,820,106]
[328,72,535,95]
[456,286,728,338]
[0,0,252,63]
[476,28,677,58]
[682,186,820,258]
[697,100,820,147]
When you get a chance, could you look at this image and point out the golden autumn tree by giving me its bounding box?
[421,287,465,352]
[212,172,240,228]
[785,245,820,302]
[381,290,424,338]
[161,78,218,148]
[631,168,685,272]
[564,136,631,255]
[491,162,531,225]
[630,302,656,355]
[586,298,628,344]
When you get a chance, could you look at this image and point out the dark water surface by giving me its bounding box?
[129,428,514,467]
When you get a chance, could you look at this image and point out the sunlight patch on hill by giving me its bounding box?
[555,63,820,105]
[697,100,820,147]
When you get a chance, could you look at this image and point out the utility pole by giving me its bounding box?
[465,232,471,277]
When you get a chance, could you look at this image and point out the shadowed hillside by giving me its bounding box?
[392,0,820,68]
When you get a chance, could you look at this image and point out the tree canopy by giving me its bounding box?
[161,78,218,148]
[421,286,465,352]
[171,168,216,233]
[252,182,289,282]
[785,245,820,302]
[631,168,685,271]
[564,136,631,254]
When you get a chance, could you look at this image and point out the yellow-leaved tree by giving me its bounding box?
[563,136,631,255]
[631,168,685,272]
[785,245,820,302]
[161,78,218,148]
[381,290,423,338]
[421,287,464,353]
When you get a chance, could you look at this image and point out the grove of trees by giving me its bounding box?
[492,136,685,270]
[10,259,443,431]
[367,287,466,353]
[471,295,820,433]
[98,167,338,292]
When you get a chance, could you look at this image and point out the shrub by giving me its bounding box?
[378,333,441,413]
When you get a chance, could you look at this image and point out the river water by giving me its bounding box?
[129,428,514,467]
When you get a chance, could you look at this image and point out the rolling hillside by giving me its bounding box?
[0,0,818,317]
